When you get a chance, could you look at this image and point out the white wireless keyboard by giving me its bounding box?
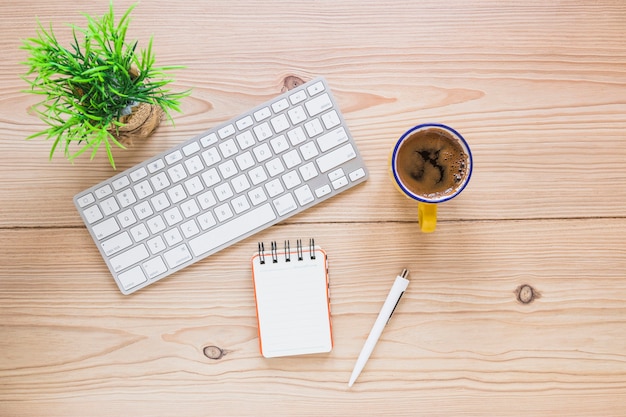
[74,77,368,294]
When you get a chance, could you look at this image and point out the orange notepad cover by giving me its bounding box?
[251,241,332,358]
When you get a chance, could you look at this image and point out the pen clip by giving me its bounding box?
[387,290,405,325]
[386,269,409,324]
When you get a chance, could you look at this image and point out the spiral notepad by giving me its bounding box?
[251,239,332,358]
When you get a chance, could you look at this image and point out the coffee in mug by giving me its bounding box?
[390,123,472,232]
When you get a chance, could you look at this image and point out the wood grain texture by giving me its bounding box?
[1,1,626,416]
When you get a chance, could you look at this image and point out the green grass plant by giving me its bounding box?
[22,3,190,169]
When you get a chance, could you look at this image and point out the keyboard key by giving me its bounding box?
[289,90,307,104]
[236,131,256,150]
[232,195,251,214]
[164,228,183,246]
[282,171,301,189]
[92,217,120,240]
[147,235,166,254]
[181,220,200,238]
[183,176,204,196]
[95,184,113,199]
[202,147,221,166]
[133,180,153,199]
[349,168,366,182]
[294,185,314,206]
[201,168,221,187]
[117,209,137,228]
[110,244,149,272]
[253,143,272,162]
[167,164,187,182]
[316,143,356,173]
[165,150,183,165]
[164,207,183,226]
[235,151,255,171]
[272,98,289,113]
[314,184,332,198]
[151,193,170,212]
[249,166,268,185]
[321,110,341,129]
[218,124,236,139]
[218,160,238,179]
[236,115,254,130]
[266,158,285,177]
[270,114,290,133]
[117,189,136,208]
[200,133,218,147]
[248,187,268,206]
[283,149,302,169]
[118,266,147,291]
[134,201,153,220]
[328,169,344,183]
[254,122,273,141]
[265,178,284,197]
[287,126,307,145]
[299,162,318,181]
[307,81,325,96]
[151,172,170,191]
[232,174,251,193]
[102,231,133,256]
[198,191,217,209]
[305,93,332,116]
[163,244,193,269]
[185,155,204,175]
[130,223,150,242]
[167,184,187,204]
[101,197,120,216]
[254,107,271,121]
[112,176,130,191]
[219,139,238,158]
[287,106,307,125]
[197,212,216,230]
[183,141,201,156]
[188,203,276,257]
[317,127,349,152]
[215,183,234,201]
[304,119,323,137]
[76,193,95,208]
[273,193,297,216]
[332,176,349,190]
[148,159,165,173]
[270,135,289,154]
[147,215,167,234]
[181,199,200,218]
[300,142,319,160]
[215,203,234,222]
[143,257,167,279]
[129,167,148,182]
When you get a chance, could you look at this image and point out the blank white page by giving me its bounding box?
[251,247,332,358]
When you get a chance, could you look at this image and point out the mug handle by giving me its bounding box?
[418,202,437,233]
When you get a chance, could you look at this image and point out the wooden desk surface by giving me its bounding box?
[2,1,625,416]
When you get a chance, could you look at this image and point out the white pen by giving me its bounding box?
[348,268,410,388]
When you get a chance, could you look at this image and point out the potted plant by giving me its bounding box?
[21,3,190,169]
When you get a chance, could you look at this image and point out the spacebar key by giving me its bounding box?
[188,203,277,257]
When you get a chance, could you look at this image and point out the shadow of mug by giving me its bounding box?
[389,123,473,233]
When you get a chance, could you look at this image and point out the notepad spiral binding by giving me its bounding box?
[257,238,316,264]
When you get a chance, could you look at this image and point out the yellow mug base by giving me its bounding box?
[418,202,437,233]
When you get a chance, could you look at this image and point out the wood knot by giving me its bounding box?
[282,75,306,92]
[203,345,226,360]
[515,284,540,304]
